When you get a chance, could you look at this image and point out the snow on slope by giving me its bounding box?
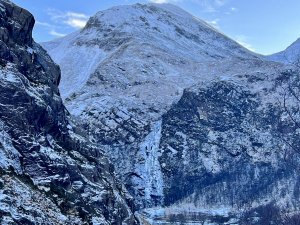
[42,3,266,122]
[42,3,259,101]
[267,38,300,64]
[42,3,286,209]
[42,31,107,99]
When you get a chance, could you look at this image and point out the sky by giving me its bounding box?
[11,0,300,55]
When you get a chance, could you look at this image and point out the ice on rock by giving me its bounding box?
[137,120,164,205]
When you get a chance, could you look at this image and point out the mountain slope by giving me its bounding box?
[42,4,266,207]
[0,1,136,224]
[140,72,300,224]
[267,38,300,64]
[42,3,259,101]
[42,3,300,222]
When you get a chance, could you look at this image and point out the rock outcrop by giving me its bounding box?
[160,77,300,208]
[0,1,136,224]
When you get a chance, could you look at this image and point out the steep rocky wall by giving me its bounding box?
[0,1,137,224]
[159,78,300,210]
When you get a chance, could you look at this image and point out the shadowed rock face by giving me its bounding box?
[0,0,34,45]
[160,79,300,209]
[0,1,137,224]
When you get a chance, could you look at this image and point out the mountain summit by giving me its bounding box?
[43,3,258,100]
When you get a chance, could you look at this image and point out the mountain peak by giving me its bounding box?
[84,3,213,34]
[148,2,195,18]
[43,2,258,99]
[267,38,300,64]
[80,2,254,59]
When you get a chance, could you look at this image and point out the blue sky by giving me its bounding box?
[11,0,300,55]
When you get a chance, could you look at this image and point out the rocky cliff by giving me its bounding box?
[139,68,300,224]
[160,75,300,207]
[0,1,136,224]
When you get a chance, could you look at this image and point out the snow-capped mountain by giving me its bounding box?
[42,3,262,101]
[267,38,300,64]
[0,1,136,224]
[43,2,300,224]
[42,2,264,202]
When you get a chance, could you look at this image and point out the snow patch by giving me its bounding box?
[0,69,20,83]
[26,47,34,54]
[42,32,106,99]
[0,120,22,173]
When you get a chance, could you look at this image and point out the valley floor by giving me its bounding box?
[137,207,238,225]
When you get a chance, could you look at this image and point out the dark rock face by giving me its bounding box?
[0,0,34,45]
[159,78,300,209]
[0,1,137,224]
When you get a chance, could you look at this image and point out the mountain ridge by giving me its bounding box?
[267,38,300,64]
[0,0,137,224]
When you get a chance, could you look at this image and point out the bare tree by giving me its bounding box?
[282,213,300,225]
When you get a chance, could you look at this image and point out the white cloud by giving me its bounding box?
[150,0,185,3]
[214,0,226,7]
[150,0,172,3]
[36,21,53,28]
[207,18,220,29]
[64,12,88,19]
[234,35,255,52]
[65,18,87,29]
[47,9,89,29]
[36,21,65,38]
[225,6,238,15]
[49,30,66,37]
[194,0,228,13]
[149,0,228,12]
[36,10,89,38]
